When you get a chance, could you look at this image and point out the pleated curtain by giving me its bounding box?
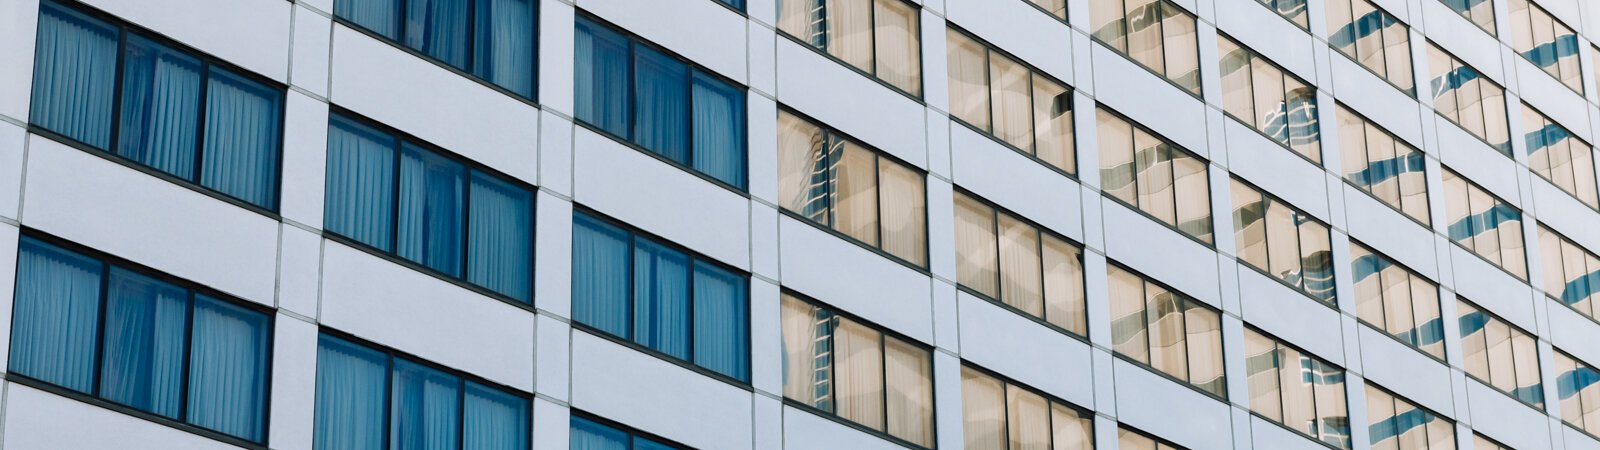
[405,0,469,69]
[690,73,747,189]
[10,238,104,393]
[389,360,460,450]
[31,2,118,150]
[883,339,932,447]
[825,0,873,71]
[200,69,282,209]
[338,0,401,39]
[472,0,535,98]
[185,295,270,442]
[572,213,632,337]
[633,436,676,450]
[467,172,533,302]
[693,261,749,381]
[397,144,466,277]
[570,416,628,450]
[834,319,884,430]
[574,18,630,137]
[961,369,1007,450]
[325,115,398,251]
[115,35,202,179]
[632,239,691,360]
[633,47,690,163]
[872,0,921,95]
[775,112,831,224]
[99,268,187,419]
[463,382,530,450]
[315,335,389,450]
[780,296,831,409]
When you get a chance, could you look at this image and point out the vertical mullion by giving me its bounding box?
[108,29,128,153]
[873,154,884,250]
[390,139,404,254]
[90,261,110,398]
[991,206,1002,303]
[461,170,473,281]
[1025,71,1038,157]
[456,378,466,450]
[686,68,696,171]
[1176,297,1191,385]
[178,291,196,422]
[627,40,637,143]
[1155,1,1168,79]
[1275,341,1290,432]
[825,132,838,230]
[1035,225,1047,323]
[1261,194,1275,277]
[687,255,698,369]
[877,332,888,434]
[383,354,395,450]
[1166,144,1178,228]
[192,62,211,185]
[867,0,878,78]
[1000,383,1012,450]
[466,0,477,72]
[625,234,636,342]
[983,44,995,134]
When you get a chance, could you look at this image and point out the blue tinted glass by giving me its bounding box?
[573,213,632,337]
[315,335,390,450]
[99,268,188,418]
[390,359,461,450]
[716,0,744,9]
[633,239,691,360]
[467,171,534,301]
[634,436,676,450]
[31,1,119,149]
[692,260,748,381]
[115,35,202,179]
[186,295,271,442]
[473,0,536,98]
[398,144,466,277]
[337,0,401,39]
[463,382,530,450]
[570,416,629,450]
[9,237,103,393]
[691,72,746,188]
[575,17,630,137]
[200,67,283,209]
[325,115,397,251]
[404,0,470,68]
[633,46,690,162]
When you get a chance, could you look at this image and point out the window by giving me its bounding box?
[333,0,536,98]
[1097,108,1214,244]
[961,365,1094,450]
[1442,168,1528,279]
[573,16,748,190]
[776,0,923,96]
[1522,103,1598,209]
[1118,426,1181,450]
[1335,105,1430,224]
[571,414,689,450]
[323,113,535,303]
[1218,35,1323,163]
[9,236,272,445]
[1537,225,1600,321]
[1107,264,1226,397]
[781,293,934,447]
[1230,178,1335,304]
[1440,0,1495,35]
[1457,297,1544,408]
[314,333,530,450]
[777,110,928,268]
[1087,0,1201,95]
[1365,384,1456,450]
[1254,0,1309,29]
[1348,241,1444,359]
[1325,0,1415,94]
[953,191,1089,337]
[946,28,1077,174]
[1243,328,1351,449]
[29,0,284,211]
[1509,0,1581,92]
[572,210,751,382]
[1426,43,1511,155]
[1473,434,1512,450]
[1555,349,1600,437]
[1024,0,1068,20]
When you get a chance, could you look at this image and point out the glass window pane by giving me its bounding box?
[575,17,631,137]
[404,0,469,67]
[1366,386,1398,450]
[397,144,466,276]
[835,318,885,430]
[31,2,119,150]
[990,52,1034,151]
[116,35,203,179]
[1410,276,1445,359]
[1007,385,1051,450]
[1245,330,1283,421]
[390,359,462,450]
[186,295,271,442]
[884,338,933,447]
[873,0,922,96]
[314,335,390,450]
[1379,264,1415,344]
[1186,304,1225,396]
[1299,220,1335,303]
[1279,346,1317,436]
[693,261,750,381]
[633,239,691,360]
[1162,5,1200,94]
[1485,318,1516,392]
[573,213,633,337]
[1382,18,1413,92]
[1367,124,1401,206]
[834,141,880,246]
[1459,301,1490,380]
[1126,0,1165,72]
[825,0,874,71]
[325,116,397,251]
[571,416,629,450]
[1286,82,1322,162]
[776,112,831,224]
[1032,76,1075,172]
[947,30,991,130]
[467,172,534,301]
[99,268,187,418]
[634,46,690,162]
[1090,0,1127,49]
[1511,332,1543,406]
[1311,360,1349,448]
[1099,110,1137,203]
[1110,266,1150,363]
[1146,285,1188,381]
[1135,134,1175,224]
[1120,428,1158,450]
[10,238,103,393]
[463,382,530,450]
[1220,37,1255,120]
[956,193,1000,298]
[999,215,1045,316]
[1425,413,1455,450]
[962,368,1006,450]
[471,0,535,98]
[1251,59,1286,134]
[200,68,283,209]
[337,0,401,38]
[1051,404,1093,450]
[1042,236,1087,335]
[1173,149,1213,243]
[1266,200,1304,285]
[879,160,927,267]
[690,73,747,188]
[1233,181,1268,270]
[781,294,834,411]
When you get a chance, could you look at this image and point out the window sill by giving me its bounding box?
[1111,352,1230,402]
[5,373,268,450]
[573,121,752,198]
[955,284,1091,345]
[331,18,540,108]
[780,398,934,450]
[775,32,926,105]
[949,116,1080,181]
[778,209,930,275]
[321,232,537,313]
[570,324,753,391]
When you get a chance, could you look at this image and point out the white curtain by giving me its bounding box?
[633,47,690,162]
[1052,404,1093,450]
[574,18,630,136]
[690,74,746,188]
[776,112,830,224]
[954,193,999,298]
[571,417,629,450]
[1031,76,1074,172]
[186,296,270,442]
[834,319,884,430]
[472,0,535,98]
[1042,236,1086,335]
[1007,387,1051,450]
[946,30,991,130]
[960,368,1006,450]
[826,0,874,71]
[11,238,104,393]
[572,213,632,337]
[692,262,749,382]
[397,145,465,277]
[337,0,400,38]
[832,142,879,246]
[999,216,1044,316]
[31,3,119,150]
[405,0,469,68]
[467,172,533,302]
[989,53,1034,151]
[884,338,932,447]
[632,240,690,359]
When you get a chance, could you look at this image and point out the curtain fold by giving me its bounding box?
[826,0,873,71]
[574,18,631,137]
[884,338,932,447]
[200,68,282,209]
[633,46,690,162]
[872,0,921,95]
[998,215,1044,315]
[1007,385,1050,450]
[463,382,529,450]
[693,261,749,382]
[186,295,270,442]
[780,295,833,410]
[315,335,389,450]
[834,318,884,430]
[325,115,398,251]
[405,0,469,68]
[31,2,119,149]
[570,416,628,450]
[691,73,747,189]
[833,142,879,246]
[633,239,691,360]
[946,30,991,130]
[877,161,926,266]
[337,0,401,39]
[99,268,187,419]
[10,238,104,393]
[572,213,632,337]
[954,193,999,298]
[390,359,460,450]
[397,144,466,277]
[473,0,535,98]
[989,53,1034,151]
[776,112,831,225]
[116,35,202,179]
[467,172,533,301]
[961,368,1006,450]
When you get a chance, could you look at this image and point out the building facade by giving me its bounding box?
[0,0,1598,448]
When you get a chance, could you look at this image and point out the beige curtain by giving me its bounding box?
[999,215,1044,315]
[1172,150,1211,243]
[1160,4,1200,93]
[878,160,927,267]
[1134,131,1175,224]
[947,30,991,130]
[1006,386,1050,450]
[780,295,830,408]
[1042,236,1086,335]
[826,0,874,71]
[833,142,880,246]
[989,52,1034,151]
[955,193,1000,298]
[873,0,921,95]
[1232,181,1268,269]
[884,338,932,447]
[1184,305,1224,395]
[1266,200,1302,282]
[1278,346,1317,435]
[1031,76,1075,172]
[1244,330,1283,420]
[1098,110,1137,203]
[1125,0,1165,71]
[775,0,819,43]
[1051,404,1093,450]
[835,318,884,430]
[1109,266,1150,362]
[1145,287,1188,380]
[777,112,830,223]
[961,368,1006,450]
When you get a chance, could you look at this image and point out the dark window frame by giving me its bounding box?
[1332,101,1433,228]
[330,0,541,104]
[1217,32,1325,167]
[945,24,1081,178]
[774,0,928,102]
[1347,240,1449,364]
[952,187,1091,342]
[1229,175,1339,308]
[1087,0,1205,99]
[1096,106,1216,249]
[1106,261,1230,401]
[959,361,1097,450]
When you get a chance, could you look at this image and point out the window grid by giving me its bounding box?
[953,190,1090,338]
[775,0,925,98]
[960,364,1095,450]
[1365,383,1457,450]
[1536,225,1600,323]
[1426,42,1512,156]
[1349,241,1446,360]
[1334,104,1432,226]
[1509,0,1582,93]
[332,0,538,100]
[1107,263,1227,398]
[1088,0,1203,96]
[1522,103,1599,210]
[1218,34,1324,164]
[1442,168,1529,280]
[945,26,1078,175]
[1456,297,1545,409]
[1440,0,1497,35]
[1242,328,1351,449]
[1097,107,1215,245]
[1555,349,1600,439]
[1230,177,1337,305]
[1325,0,1416,95]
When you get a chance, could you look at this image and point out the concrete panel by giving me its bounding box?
[950,124,1084,241]
[576,0,748,84]
[775,39,928,169]
[957,292,1095,407]
[79,0,290,82]
[1113,359,1234,450]
[570,332,754,450]
[3,382,237,450]
[1102,200,1222,308]
[1237,267,1346,366]
[778,215,934,343]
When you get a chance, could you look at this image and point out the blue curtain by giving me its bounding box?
[633,239,690,360]
[397,144,465,277]
[325,115,398,251]
[115,35,202,179]
[31,1,118,149]
[633,46,689,163]
[390,359,460,450]
[691,73,746,188]
[185,295,270,442]
[315,335,389,450]
[634,437,675,450]
[692,261,749,381]
[9,237,103,393]
[570,416,628,450]
[200,68,282,209]
[406,0,470,69]
[574,18,630,137]
[466,171,533,301]
[463,382,530,450]
[338,0,401,39]
[99,268,187,419]
[473,0,535,98]
[572,213,632,337]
